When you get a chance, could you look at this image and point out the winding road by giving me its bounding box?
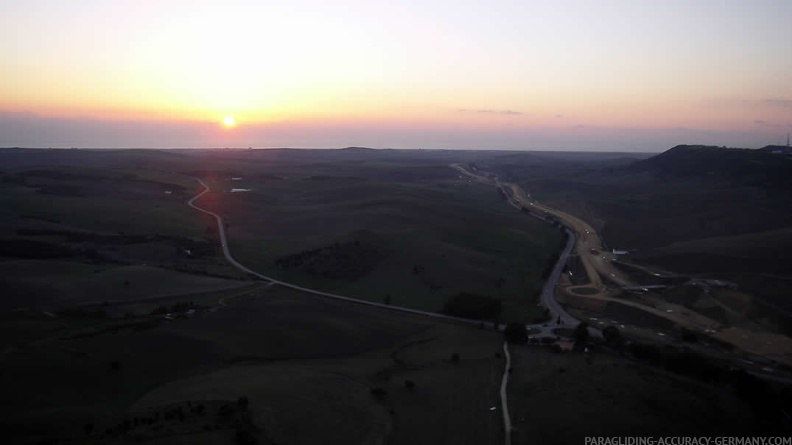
[187,173,579,445]
[188,177,503,326]
[450,163,730,335]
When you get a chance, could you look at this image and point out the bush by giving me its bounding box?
[450,353,460,364]
[235,429,257,445]
[573,322,590,346]
[602,325,621,346]
[370,387,388,398]
[681,330,698,342]
[442,293,502,320]
[404,380,416,390]
[503,322,528,344]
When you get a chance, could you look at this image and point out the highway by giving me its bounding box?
[451,164,630,293]
[450,163,731,335]
[539,228,578,327]
[189,174,588,335]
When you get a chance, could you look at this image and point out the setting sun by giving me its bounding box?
[223,116,235,128]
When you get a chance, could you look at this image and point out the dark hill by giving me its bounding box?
[633,145,792,190]
[758,145,792,155]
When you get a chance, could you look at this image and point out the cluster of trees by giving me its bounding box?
[150,301,201,315]
[88,397,260,443]
[274,240,383,281]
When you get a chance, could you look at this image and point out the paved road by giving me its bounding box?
[539,227,578,327]
[451,164,729,335]
[502,182,630,289]
[452,163,631,290]
[452,165,579,330]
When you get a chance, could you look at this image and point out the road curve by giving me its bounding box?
[189,174,571,445]
[539,227,578,327]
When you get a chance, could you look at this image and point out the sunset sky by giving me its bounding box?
[1,0,791,151]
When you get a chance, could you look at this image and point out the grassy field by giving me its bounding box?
[0,260,249,310]
[3,148,780,444]
[191,154,561,323]
[0,285,505,445]
[508,346,762,443]
[0,160,249,311]
[1,148,563,322]
[4,282,768,444]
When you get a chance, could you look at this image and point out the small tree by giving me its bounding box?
[573,322,590,347]
[450,353,460,364]
[370,387,388,398]
[503,322,528,344]
[681,330,698,343]
[602,325,621,346]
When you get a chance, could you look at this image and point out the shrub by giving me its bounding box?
[573,322,590,346]
[442,293,502,320]
[370,387,388,398]
[235,429,257,445]
[602,325,621,346]
[237,396,249,411]
[503,322,528,344]
[681,330,698,342]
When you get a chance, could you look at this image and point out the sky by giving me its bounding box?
[1,0,791,151]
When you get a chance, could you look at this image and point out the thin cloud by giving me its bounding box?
[762,99,792,108]
[752,119,791,129]
[457,108,523,116]
[711,98,792,109]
